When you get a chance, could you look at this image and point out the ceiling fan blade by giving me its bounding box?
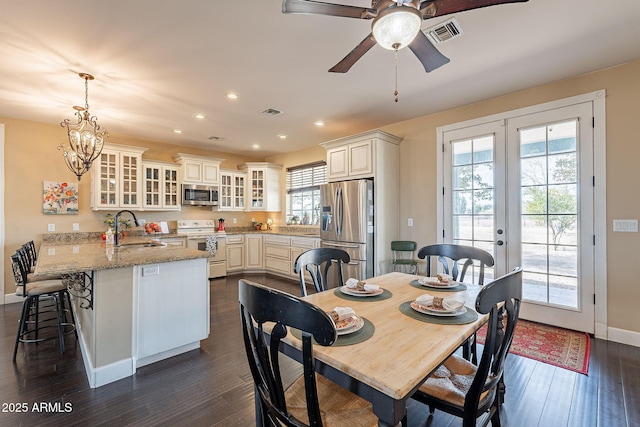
[420,0,529,18]
[282,0,375,19]
[408,30,450,72]
[329,33,377,73]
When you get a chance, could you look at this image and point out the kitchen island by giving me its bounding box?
[34,239,210,388]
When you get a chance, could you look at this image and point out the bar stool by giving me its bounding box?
[11,252,76,363]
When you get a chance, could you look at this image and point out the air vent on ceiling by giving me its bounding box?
[424,18,463,44]
[261,108,283,116]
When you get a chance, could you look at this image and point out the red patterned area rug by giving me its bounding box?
[476,319,591,375]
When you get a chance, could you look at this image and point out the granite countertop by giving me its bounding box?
[224,226,320,238]
[34,237,208,276]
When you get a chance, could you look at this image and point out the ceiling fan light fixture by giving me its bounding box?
[372,6,422,50]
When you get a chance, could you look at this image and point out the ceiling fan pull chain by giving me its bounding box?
[394,45,399,102]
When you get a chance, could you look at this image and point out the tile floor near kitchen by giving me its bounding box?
[1,273,638,426]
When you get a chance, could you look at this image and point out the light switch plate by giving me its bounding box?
[613,219,638,232]
[47,224,55,232]
[73,223,80,231]
[408,218,414,227]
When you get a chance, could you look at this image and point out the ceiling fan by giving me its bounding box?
[282,0,529,73]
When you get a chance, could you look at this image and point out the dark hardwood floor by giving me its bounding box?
[1,273,638,426]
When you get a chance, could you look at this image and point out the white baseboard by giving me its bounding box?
[136,341,200,368]
[607,327,640,348]
[76,320,135,388]
[4,293,22,305]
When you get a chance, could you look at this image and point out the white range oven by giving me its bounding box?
[177,219,227,279]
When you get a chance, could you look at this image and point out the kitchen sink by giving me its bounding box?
[118,241,167,248]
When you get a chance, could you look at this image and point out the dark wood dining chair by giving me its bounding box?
[418,244,495,363]
[407,267,522,427]
[293,248,350,297]
[238,279,378,426]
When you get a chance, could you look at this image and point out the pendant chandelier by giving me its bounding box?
[59,72,108,181]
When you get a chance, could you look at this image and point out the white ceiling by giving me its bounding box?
[1,0,639,157]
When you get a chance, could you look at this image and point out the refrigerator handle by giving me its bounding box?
[323,242,360,249]
[335,187,343,236]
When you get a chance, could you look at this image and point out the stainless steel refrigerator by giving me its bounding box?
[320,179,374,281]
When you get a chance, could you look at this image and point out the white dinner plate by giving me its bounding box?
[335,315,365,335]
[410,301,467,317]
[340,286,384,297]
[418,278,459,289]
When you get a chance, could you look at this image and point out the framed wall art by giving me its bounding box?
[43,181,78,215]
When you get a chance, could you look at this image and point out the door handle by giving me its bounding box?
[496,240,504,246]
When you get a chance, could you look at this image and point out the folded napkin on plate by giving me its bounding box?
[415,294,465,311]
[419,273,454,285]
[345,277,380,292]
[327,306,356,323]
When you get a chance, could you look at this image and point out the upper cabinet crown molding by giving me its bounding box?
[171,153,225,185]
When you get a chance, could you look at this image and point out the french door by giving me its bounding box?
[442,102,595,333]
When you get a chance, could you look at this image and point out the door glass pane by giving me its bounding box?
[450,135,495,282]
[519,120,579,308]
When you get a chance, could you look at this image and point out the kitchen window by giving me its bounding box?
[286,162,326,225]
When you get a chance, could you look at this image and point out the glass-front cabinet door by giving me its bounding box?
[97,151,118,208]
[250,169,265,209]
[219,172,233,209]
[219,170,246,211]
[91,144,147,211]
[142,161,180,210]
[234,174,245,209]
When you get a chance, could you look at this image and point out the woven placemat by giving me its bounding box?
[399,301,478,325]
[409,279,467,292]
[333,287,393,302]
[290,317,375,347]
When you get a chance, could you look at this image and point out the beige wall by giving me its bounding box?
[4,59,640,335]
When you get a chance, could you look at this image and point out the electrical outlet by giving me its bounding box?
[408,218,414,227]
[73,223,80,231]
[233,218,237,224]
[48,224,55,232]
[142,265,160,276]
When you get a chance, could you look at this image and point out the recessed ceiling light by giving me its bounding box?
[227,92,238,100]
[277,134,287,139]
[173,129,182,134]
[193,113,205,119]
[252,144,260,149]
[314,121,325,127]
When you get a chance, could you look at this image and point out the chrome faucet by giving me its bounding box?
[114,210,141,246]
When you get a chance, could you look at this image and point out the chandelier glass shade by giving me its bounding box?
[372,6,422,50]
[59,73,108,181]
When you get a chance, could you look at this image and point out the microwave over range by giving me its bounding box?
[182,184,219,206]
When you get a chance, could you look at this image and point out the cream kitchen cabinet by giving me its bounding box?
[263,235,291,276]
[245,234,264,270]
[219,170,246,211]
[142,161,180,211]
[226,234,245,272]
[320,129,401,182]
[171,153,224,185]
[91,143,147,211]
[238,162,282,212]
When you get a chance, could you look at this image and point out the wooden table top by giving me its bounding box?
[282,272,486,401]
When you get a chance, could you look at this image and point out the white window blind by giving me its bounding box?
[286,162,327,193]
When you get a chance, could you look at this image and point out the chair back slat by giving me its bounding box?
[293,248,350,296]
[418,244,495,285]
[239,279,336,427]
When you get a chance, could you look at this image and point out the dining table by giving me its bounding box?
[272,271,488,427]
